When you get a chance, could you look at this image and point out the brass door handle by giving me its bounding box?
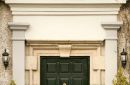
[63,82,67,85]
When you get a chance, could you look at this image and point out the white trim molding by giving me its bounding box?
[8,22,29,85]
[5,1,125,16]
[102,22,123,85]
[5,0,126,4]
[102,22,123,40]
[102,22,123,29]
[9,22,29,41]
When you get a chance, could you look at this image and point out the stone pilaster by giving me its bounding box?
[102,22,122,85]
[8,23,29,85]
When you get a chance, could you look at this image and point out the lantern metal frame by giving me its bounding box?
[2,49,9,70]
[120,48,127,68]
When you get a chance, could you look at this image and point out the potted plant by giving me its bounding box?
[113,66,130,85]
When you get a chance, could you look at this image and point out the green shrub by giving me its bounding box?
[113,66,130,85]
[10,80,16,85]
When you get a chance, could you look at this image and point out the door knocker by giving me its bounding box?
[63,82,67,85]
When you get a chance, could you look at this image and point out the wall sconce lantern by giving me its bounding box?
[121,48,127,68]
[2,49,9,69]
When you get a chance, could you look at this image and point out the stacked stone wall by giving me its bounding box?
[0,1,12,85]
[118,0,130,81]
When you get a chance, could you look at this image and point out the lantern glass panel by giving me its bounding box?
[121,55,126,61]
[4,56,8,61]
[2,56,8,62]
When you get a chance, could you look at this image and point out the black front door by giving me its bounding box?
[40,57,90,85]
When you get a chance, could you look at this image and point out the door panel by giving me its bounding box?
[40,57,90,85]
[60,63,69,73]
[72,78,82,85]
[72,63,82,72]
[47,63,57,73]
[46,78,57,85]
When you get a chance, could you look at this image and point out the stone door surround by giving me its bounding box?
[8,22,122,85]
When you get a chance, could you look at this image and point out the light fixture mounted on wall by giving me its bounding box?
[2,49,9,70]
[121,48,127,68]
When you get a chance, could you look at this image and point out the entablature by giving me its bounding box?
[5,0,126,15]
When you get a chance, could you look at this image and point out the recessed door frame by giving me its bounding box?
[25,40,104,85]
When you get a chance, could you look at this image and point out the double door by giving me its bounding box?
[40,57,90,85]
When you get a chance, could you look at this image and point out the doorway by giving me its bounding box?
[40,56,90,85]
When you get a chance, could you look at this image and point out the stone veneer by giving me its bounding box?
[118,0,130,81]
[0,1,12,85]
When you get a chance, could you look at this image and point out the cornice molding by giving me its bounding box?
[5,0,126,4]
[5,1,126,15]
[8,22,29,31]
[102,22,123,30]
[8,22,30,41]
[102,22,123,40]
[26,40,103,45]
[26,40,104,50]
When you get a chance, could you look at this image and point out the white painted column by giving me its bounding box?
[102,22,122,85]
[9,23,29,85]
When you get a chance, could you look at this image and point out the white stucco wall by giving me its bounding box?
[13,15,117,40]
